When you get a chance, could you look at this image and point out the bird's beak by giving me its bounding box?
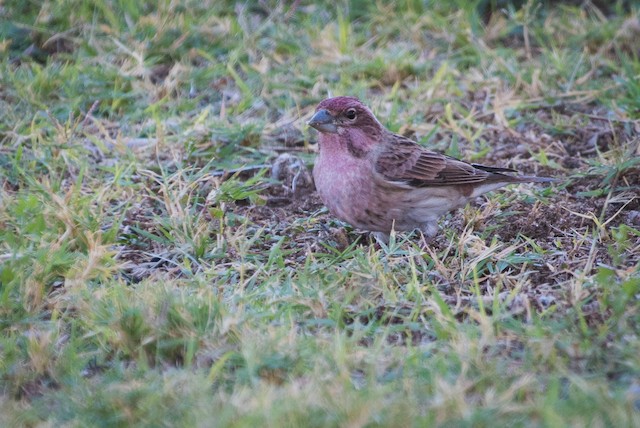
[307,109,338,134]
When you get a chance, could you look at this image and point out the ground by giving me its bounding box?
[1,1,639,426]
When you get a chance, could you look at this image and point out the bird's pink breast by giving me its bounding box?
[312,133,376,229]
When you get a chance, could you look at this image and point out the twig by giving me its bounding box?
[211,164,269,178]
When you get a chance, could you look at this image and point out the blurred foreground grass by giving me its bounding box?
[1,1,639,426]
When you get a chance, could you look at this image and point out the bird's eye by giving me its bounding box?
[345,108,357,120]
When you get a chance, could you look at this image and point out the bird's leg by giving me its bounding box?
[371,231,389,246]
[419,222,438,239]
[418,232,434,250]
[418,222,437,249]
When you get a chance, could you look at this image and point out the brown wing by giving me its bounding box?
[375,134,517,187]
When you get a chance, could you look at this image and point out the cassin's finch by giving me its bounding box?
[307,96,554,241]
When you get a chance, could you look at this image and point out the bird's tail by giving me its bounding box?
[472,164,558,184]
[512,175,558,183]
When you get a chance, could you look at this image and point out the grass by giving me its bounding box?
[1,0,639,426]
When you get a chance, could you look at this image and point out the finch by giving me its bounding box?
[307,96,555,242]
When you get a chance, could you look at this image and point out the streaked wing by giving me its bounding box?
[375,134,495,186]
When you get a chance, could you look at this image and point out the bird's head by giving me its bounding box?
[307,96,383,138]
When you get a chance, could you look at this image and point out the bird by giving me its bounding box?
[307,96,555,243]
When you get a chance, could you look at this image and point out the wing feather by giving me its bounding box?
[375,134,499,186]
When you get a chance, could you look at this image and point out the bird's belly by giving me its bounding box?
[313,157,377,228]
[383,188,467,231]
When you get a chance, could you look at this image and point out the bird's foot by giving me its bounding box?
[370,231,390,246]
